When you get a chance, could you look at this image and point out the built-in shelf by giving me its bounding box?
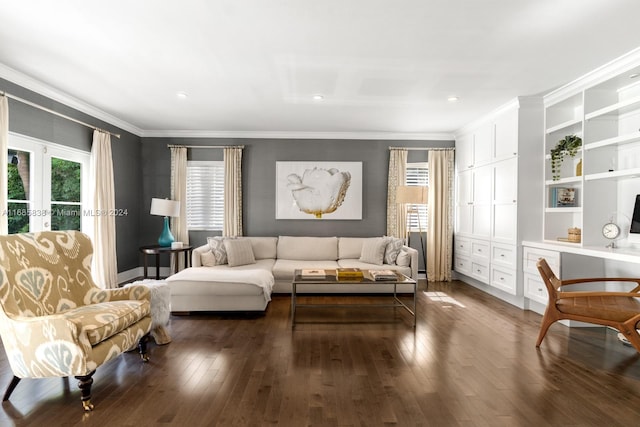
[585,95,640,120]
[545,118,582,135]
[545,176,582,185]
[544,147,583,160]
[545,207,582,213]
[584,167,640,181]
[583,131,640,150]
[542,239,582,246]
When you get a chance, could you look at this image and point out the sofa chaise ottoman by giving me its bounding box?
[166,236,418,313]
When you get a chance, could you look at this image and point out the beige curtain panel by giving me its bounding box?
[90,130,118,288]
[171,146,189,271]
[427,149,454,282]
[386,148,408,240]
[224,146,243,237]
[0,95,8,235]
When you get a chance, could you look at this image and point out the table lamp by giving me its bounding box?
[150,198,180,247]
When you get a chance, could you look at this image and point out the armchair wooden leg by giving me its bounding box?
[139,333,150,362]
[75,372,95,412]
[2,376,20,401]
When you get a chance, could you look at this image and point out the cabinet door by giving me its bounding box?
[456,133,474,171]
[494,108,518,160]
[493,204,517,242]
[455,170,473,235]
[493,158,517,203]
[472,166,492,237]
[473,123,494,166]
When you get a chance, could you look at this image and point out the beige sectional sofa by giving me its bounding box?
[166,236,418,312]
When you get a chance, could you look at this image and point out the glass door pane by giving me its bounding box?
[50,157,81,231]
[7,149,31,234]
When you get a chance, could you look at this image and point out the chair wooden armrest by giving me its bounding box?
[536,258,640,354]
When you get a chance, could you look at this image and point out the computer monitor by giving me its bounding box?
[628,194,640,244]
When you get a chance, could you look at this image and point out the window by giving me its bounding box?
[7,133,90,234]
[186,161,224,230]
[406,162,429,232]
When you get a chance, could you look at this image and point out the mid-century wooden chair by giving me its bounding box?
[536,258,640,353]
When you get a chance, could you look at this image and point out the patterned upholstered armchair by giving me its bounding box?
[0,231,152,411]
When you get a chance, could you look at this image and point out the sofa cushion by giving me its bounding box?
[338,237,366,259]
[384,237,404,264]
[359,237,388,265]
[277,236,338,261]
[207,236,228,265]
[224,238,256,267]
[247,237,278,260]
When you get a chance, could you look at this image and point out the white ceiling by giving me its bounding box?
[2,0,640,139]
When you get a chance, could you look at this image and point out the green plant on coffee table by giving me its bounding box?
[550,135,582,181]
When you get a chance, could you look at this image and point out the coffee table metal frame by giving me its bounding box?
[291,269,417,328]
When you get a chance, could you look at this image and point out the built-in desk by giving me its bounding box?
[522,240,640,315]
[522,240,640,265]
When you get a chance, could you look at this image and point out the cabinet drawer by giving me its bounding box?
[455,236,472,256]
[471,240,490,260]
[491,266,516,295]
[470,260,490,283]
[523,247,559,275]
[491,243,516,269]
[524,272,548,305]
[454,255,471,275]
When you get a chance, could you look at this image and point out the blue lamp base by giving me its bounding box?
[157,216,175,247]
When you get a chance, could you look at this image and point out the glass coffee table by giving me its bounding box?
[291,269,417,328]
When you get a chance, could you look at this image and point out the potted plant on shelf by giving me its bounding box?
[550,134,582,181]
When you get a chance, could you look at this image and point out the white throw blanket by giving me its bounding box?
[166,268,275,302]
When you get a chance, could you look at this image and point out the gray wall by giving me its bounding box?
[1,78,143,272]
[2,77,454,274]
[141,137,454,270]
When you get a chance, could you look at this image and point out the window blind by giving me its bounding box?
[406,162,429,231]
[186,161,224,230]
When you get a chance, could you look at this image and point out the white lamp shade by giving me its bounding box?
[396,186,428,205]
[150,198,180,217]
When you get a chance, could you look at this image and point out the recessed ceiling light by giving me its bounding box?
[630,73,640,79]
[312,94,324,101]
[447,96,459,102]
[176,91,188,99]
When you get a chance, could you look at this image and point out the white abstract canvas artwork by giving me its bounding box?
[276,162,363,220]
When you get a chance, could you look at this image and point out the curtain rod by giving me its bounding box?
[167,144,244,149]
[389,146,454,151]
[1,91,121,139]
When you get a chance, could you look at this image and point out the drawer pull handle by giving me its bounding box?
[538,288,542,292]
[500,277,505,281]
[500,254,505,257]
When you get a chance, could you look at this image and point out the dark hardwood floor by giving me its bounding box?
[0,280,638,426]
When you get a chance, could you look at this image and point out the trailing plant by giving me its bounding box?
[550,135,582,180]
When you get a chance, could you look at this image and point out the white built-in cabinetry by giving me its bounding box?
[454,97,543,304]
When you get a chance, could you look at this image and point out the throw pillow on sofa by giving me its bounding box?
[383,237,403,264]
[359,237,388,265]
[207,236,228,265]
[224,238,256,267]
[396,250,411,267]
[200,250,217,267]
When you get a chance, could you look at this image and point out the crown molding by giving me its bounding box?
[140,129,455,141]
[544,46,640,107]
[0,63,145,136]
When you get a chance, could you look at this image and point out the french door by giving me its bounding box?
[7,133,90,234]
